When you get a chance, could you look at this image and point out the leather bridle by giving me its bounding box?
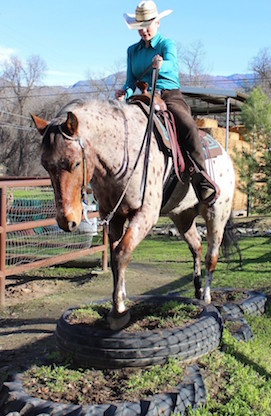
[58,126,89,205]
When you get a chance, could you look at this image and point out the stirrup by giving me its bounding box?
[191,171,220,207]
[199,187,218,207]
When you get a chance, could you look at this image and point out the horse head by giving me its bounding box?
[31,111,90,232]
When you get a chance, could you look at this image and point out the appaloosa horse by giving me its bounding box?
[32,99,235,329]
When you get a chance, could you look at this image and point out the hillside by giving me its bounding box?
[70,72,255,94]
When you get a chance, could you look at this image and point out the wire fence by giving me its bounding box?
[0,177,108,304]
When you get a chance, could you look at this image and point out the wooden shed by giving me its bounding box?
[180,86,248,213]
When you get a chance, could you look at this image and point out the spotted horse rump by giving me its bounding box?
[31,99,235,330]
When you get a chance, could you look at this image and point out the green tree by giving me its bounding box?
[234,87,271,214]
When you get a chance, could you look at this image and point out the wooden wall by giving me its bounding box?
[196,118,249,212]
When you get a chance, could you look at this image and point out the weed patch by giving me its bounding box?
[23,357,187,405]
[68,299,200,331]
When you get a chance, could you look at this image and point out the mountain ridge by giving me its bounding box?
[71,72,254,93]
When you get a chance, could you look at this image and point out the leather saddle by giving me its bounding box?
[128,82,185,182]
[127,82,222,207]
[128,81,223,178]
[128,81,173,151]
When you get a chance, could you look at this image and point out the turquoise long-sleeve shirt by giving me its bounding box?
[123,32,181,99]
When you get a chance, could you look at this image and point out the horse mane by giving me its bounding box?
[56,99,86,117]
[42,99,107,150]
[42,99,87,140]
[41,99,142,152]
[40,102,85,150]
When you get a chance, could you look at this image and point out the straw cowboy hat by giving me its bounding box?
[123,1,173,30]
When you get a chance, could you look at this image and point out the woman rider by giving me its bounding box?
[115,0,218,206]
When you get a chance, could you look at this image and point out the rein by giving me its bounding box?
[99,68,159,230]
[57,124,135,231]
[106,66,159,218]
[57,64,159,231]
[140,65,158,201]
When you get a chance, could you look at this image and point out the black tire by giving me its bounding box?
[55,295,223,369]
[212,288,267,318]
[212,288,267,343]
[223,315,253,342]
[1,365,206,416]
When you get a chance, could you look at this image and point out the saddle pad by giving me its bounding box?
[199,130,222,159]
[130,100,171,150]
[131,100,222,160]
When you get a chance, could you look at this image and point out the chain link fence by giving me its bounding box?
[0,177,108,304]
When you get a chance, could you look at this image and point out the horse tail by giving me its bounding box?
[221,213,242,268]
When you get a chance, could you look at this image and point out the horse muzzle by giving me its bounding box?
[56,211,81,232]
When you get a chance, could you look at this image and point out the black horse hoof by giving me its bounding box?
[107,309,131,330]
[195,288,203,300]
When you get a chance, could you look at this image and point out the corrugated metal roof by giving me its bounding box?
[180,86,247,116]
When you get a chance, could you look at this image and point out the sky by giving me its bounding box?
[0,0,270,86]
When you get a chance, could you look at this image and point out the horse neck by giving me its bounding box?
[76,102,128,174]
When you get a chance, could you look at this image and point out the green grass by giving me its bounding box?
[69,301,111,323]
[11,188,54,200]
[185,310,271,415]
[25,364,85,394]
[23,364,105,404]
[9,232,271,413]
[133,234,271,414]
[132,235,271,295]
[126,356,184,394]
[24,357,186,405]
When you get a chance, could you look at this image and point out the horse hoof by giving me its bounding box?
[203,295,211,305]
[195,288,203,300]
[107,309,131,330]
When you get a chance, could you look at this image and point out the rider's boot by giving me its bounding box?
[187,153,220,207]
[191,171,219,207]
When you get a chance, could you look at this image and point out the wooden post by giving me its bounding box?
[102,226,108,272]
[0,185,7,305]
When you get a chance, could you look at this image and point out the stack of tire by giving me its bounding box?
[1,291,267,416]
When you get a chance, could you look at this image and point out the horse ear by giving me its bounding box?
[31,114,48,136]
[65,111,78,136]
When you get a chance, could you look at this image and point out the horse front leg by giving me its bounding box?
[108,211,156,330]
[107,216,129,329]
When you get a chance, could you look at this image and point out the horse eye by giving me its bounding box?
[73,161,81,170]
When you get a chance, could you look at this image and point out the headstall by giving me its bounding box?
[57,126,96,226]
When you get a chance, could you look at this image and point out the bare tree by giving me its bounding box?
[32,88,74,121]
[249,48,271,97]
[177,40,212,87]
[86,59,126,100]
[0,55,47,175]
